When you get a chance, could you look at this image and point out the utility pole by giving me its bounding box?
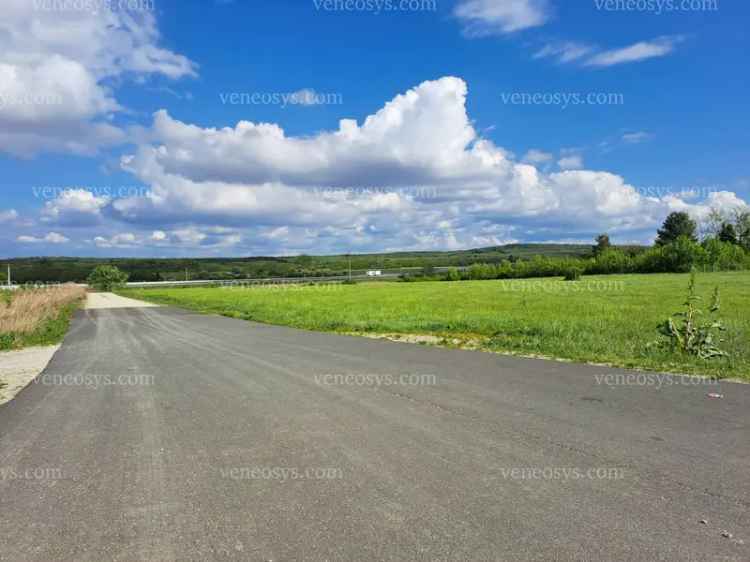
[348,256,352,281]
[6,264,10,288]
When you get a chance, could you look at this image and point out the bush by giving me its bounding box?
[563,266,583,281]
[87,266,129,291]
[659,236,707,273]
[635,236,706,273]
[586,248,634,275]
[446,267,462,281]
[700,238,748,271]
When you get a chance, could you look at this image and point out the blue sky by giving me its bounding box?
[1,0,748,257]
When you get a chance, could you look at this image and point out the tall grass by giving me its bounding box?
[0,285,86,350]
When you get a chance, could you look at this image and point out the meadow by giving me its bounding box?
[0,285,86,351]
[120,272,750,380]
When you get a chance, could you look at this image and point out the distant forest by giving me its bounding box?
[3,244,644,283]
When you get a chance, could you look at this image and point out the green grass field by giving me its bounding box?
[120,272,750,380]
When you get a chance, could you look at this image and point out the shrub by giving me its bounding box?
[636,236,706,273]
[660,237,707,272]
[563,266,583,281]
[700,238,748,271]
[446,267,462,281]
[587,248,634,275]
[87,265,129,291]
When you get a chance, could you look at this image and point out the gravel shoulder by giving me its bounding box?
[0,345,60,405]
[0,292,152,405]
[86,292,160,309]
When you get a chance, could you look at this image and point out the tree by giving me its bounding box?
[87,265,129,291]
[446,267,462,281]
[735,210,750,251]
[717,222,738,244]
[593,234,611,256]
[700,207,725,240]
[656,212,697,246]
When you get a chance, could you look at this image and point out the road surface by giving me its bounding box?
[0,298,748,561]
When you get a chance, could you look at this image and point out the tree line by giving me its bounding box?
[434,210,750,283]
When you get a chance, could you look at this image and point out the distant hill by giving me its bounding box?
[3,244,647,283]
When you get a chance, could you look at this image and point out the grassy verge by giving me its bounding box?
[0,286,86,351]
[119,272,750,380]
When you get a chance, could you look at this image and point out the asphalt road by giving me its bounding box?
[1,303,748,561]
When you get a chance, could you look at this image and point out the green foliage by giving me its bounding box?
[656,212,698,246]
[588,248,635,275]
[87,265,129,291]
[435,237,748,284]
[737,211,750,251]
[652,236,706,273]
[593,234,611,257]
[718,222,738,244]
[701,238,749,271]
[563,266,583,281]
[653,272,728,360]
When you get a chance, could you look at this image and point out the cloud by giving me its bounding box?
[98,76,747,254]
[621,131,652,144]
[533,41,594,63]
[0,209,19,223]
[124,77,477,189]
[41,189,110,226]
[535,36,683,68]
[17,232,69,244]
[454,3,682,69]
[585,36,684,67]
[454,0,552,36]
[0,1,196,157]
[91,227,241,250]
[93,233,137,248]
[523,149,554,164]
[557,155,584,170]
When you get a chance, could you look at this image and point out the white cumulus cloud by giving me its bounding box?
[0,0,196,156]
[17,232,69,244]
[100,76,748,252]
[42,189,110,225]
